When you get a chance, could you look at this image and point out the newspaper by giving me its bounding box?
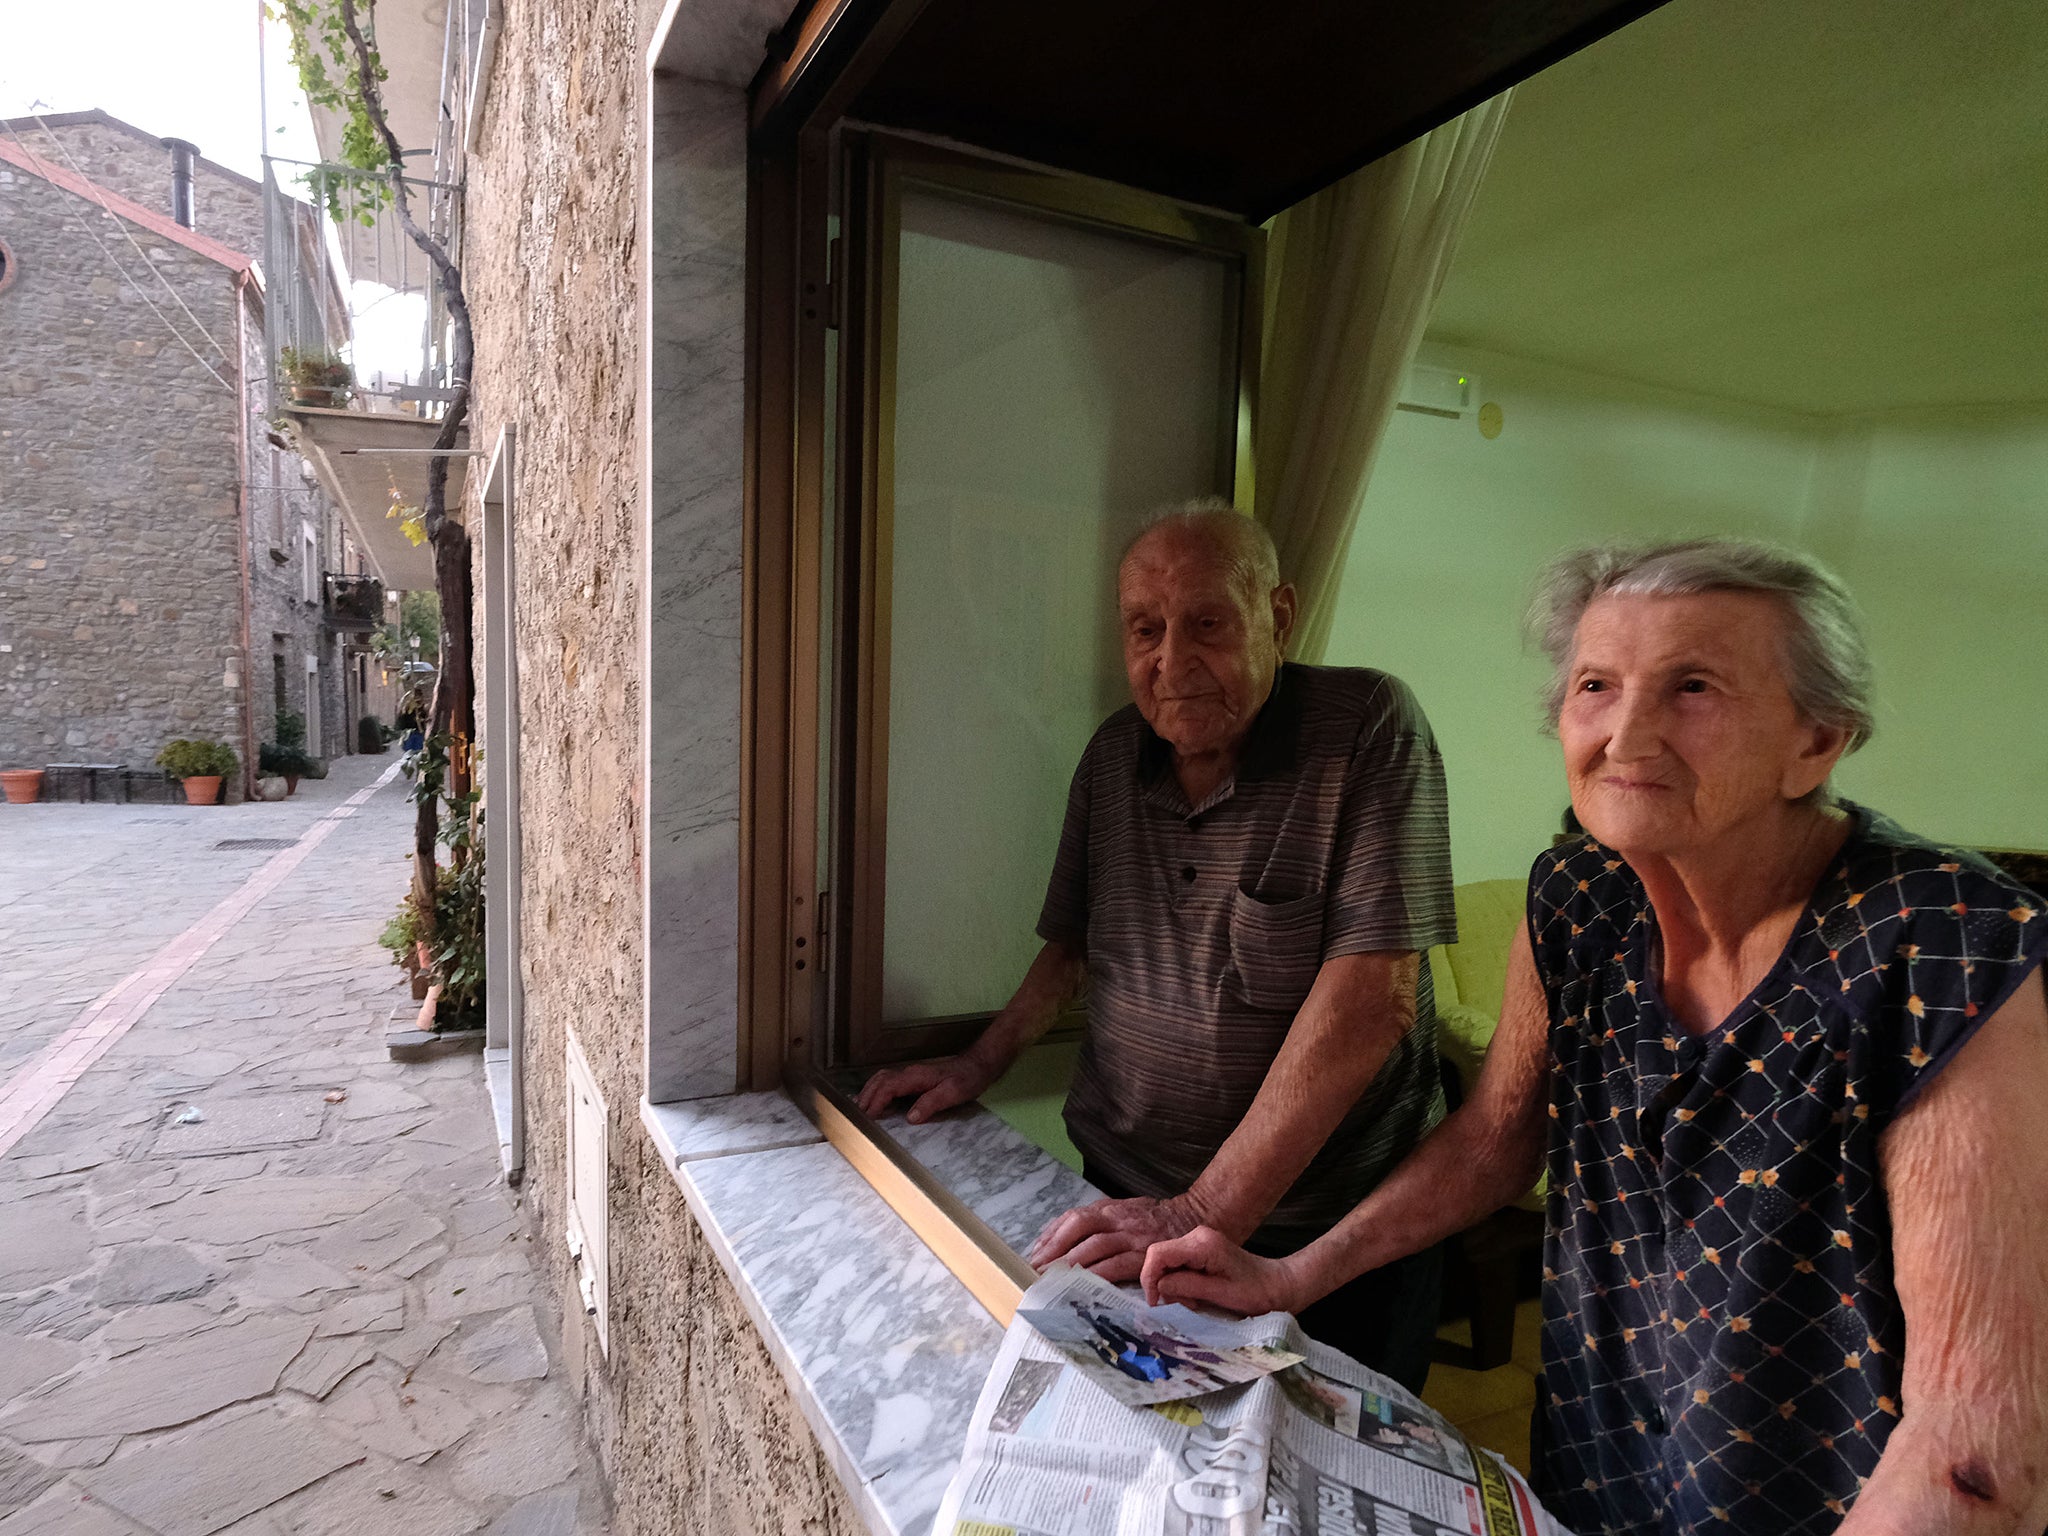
[935,1267,1571,1536]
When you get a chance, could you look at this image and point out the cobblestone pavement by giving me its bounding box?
[0,753,611,1536]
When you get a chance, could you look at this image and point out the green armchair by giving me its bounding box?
[1428,877,1548,1371]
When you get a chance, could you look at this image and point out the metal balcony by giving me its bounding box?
[261,160,467,594]
[324,572,386,632]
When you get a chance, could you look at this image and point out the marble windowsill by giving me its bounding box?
[640,1090,1097,1536]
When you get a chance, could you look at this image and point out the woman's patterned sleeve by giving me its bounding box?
[1882,860,2047,1115]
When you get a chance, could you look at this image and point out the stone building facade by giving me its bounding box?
[450,2,868,1530]
[6,110,267,258]
[0,113,367,788]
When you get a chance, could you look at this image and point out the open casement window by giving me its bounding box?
[744,129,1262,1312]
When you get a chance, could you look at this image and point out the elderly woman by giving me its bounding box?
[1142,540,2048,1536]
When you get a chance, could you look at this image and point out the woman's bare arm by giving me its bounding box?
[1835,969,2048,1536]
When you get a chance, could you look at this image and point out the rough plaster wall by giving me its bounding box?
[15,117,266,258]
[0,169,247,768]
[462,0,862,1529]
[609,1133,867,1536]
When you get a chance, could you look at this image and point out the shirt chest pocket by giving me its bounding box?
[1226,884,1326,1012]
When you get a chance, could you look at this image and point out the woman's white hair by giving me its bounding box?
[1527,538,1875,752]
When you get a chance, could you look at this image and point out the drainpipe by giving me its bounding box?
[234,272,258,801]
[463,0,503,154]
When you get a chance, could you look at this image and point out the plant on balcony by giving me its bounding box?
[279,345,354,408]
[271,0,394,227]
[155,739,238,805]
[326,572,385,628]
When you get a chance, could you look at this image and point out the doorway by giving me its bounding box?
[480,425,525,1181]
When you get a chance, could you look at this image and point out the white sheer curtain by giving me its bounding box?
[1254,93,1515,662]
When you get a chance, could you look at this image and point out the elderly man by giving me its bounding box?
[858,499,1458,1390]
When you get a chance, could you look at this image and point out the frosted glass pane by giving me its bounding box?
[881,188,1233,1023]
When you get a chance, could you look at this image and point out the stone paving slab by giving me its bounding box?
[0,755,612,1535]
[483,1487,580,1536]
[1,1314,314,1442]
[148,1100,327,1159]
[0,1337,79,1404]
[0,1488,150,1535]
[0,1444,61,1521]
[79,1408,362,1536]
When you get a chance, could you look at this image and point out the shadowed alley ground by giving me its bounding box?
[0,754,610,1536]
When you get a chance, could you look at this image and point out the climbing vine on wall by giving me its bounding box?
[269,0,396,224]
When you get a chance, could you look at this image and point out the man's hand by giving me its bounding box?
[856,1054,1000,1125]
[1027,1193,1213,1282]
[1140,1226,1302,1316]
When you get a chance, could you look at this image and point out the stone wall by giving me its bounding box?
[0,166,249,774]
[0,148,358,783]
[460,0,863,1528]
[245,330,357,762]
[9,114,266,258]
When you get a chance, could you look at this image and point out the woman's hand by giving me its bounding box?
[1140,1226,1304,1316]
[1028,1194,1208,1281]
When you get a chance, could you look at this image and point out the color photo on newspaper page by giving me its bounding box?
[934,1268,1572,1536]
[1016,1266,1304,1406]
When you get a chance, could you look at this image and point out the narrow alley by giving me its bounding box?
[0,754,609,1536]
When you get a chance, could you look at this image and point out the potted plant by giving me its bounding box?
[1,767,43,804]
[377,799,486,1028]
[278,345,354,409]
[155,739,238,805]
[378,895,433,1001]
[260,709,318,793]
[258,741,317,794]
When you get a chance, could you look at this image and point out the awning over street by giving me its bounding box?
[286,405,465,592]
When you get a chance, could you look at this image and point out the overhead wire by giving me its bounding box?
[22,104,236,368]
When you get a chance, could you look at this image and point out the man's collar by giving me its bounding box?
[1236,665,1304,783]
[1135,665,1303,809]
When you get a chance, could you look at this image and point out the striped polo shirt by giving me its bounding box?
[1037,663,1458,1236]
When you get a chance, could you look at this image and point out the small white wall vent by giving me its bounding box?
[1397,363,1478,418]
[564,1029,610,1354]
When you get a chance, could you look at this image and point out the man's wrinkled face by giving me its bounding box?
[1118,528,1293,761]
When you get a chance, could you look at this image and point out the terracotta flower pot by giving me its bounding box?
[1,769,43,805]
[181,775,223,806]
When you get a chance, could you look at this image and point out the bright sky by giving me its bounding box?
[0,1,319,178]
[0,1,425,383]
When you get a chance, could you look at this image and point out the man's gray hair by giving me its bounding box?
[1120,497,1282,601]
[1527,538,1875,751]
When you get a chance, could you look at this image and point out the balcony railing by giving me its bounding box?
[324,572,386,631]
[261,158,464,422]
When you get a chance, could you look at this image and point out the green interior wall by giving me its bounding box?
[982,1038,1084,1171]
[1322,344,2048,884]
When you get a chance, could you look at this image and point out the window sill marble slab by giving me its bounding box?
[640,1090,1098,1536]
